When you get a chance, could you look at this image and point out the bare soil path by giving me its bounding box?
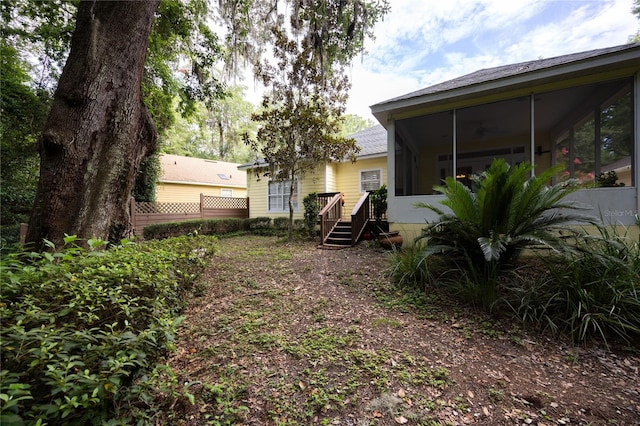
[169,235,640,425]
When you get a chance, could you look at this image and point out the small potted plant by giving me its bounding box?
[370,184,388,236]
[370,185,402,249]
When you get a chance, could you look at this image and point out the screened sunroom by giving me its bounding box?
[372,43,640,229]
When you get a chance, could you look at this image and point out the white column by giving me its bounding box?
[453,109,457,178]
[635,73,640,217]
[530,94,535,175]
[387,119,396,221]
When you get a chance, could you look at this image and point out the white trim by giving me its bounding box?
[360,168,383,193]
[530,93,535,175]
[387,120,396,201]
[635,72,640,215]
[158,179,246,188]
[452,109,457,180]
[355,153,387,160]
[267,178,300,213]
[372,48,640,118]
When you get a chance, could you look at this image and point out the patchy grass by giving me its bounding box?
[167,236,640,425]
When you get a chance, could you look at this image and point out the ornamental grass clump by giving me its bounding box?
[387,240,436,290]
[506,223,640,345]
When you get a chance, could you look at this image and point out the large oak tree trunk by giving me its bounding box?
[26,0,160,249]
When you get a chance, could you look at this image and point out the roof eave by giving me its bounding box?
[158,179,246,188]
[237,162,268,171]
[371,47,640,125]
[356,152,387,160]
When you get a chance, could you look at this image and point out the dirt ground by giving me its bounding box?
[169,235,640,426]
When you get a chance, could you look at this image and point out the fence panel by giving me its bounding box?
[131,196,249,237]
[135,202,200,214]
[201,195,248,210]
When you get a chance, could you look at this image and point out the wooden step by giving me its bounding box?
[322,220,355,247]
[318,243,348,250]
[331,230,351,236]
[325,237,351,245]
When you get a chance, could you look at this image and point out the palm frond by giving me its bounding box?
[478,232,510,262]
[418,158,599,269]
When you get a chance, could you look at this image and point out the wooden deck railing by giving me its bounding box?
[317,192,340,211]
[351,192,370,245]
[318,192,342,245]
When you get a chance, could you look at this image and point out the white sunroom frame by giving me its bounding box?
[373,45,640,227]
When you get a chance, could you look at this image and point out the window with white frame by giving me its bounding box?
[360,169,382,192]
[268,179,299,212]
[220,189,233,197]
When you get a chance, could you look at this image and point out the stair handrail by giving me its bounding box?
[318,192,343,245]
[350,192,370,245]
[317,192,340,211]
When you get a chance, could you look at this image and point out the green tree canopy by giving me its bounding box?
[218,0,389,77]
[0,42,50,226]
[340,114,376,137]
[7,0,389,247]
[245,28,361,238]
[631,0,640,41]
[2,0,227,132]
[3,0,230,218]
[161,86,256,163]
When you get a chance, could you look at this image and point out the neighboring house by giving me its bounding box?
[157,154,247,203]
[371,43,640,241]
[237,125,387,220]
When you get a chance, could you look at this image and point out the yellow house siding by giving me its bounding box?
[325,163,338,193]
[246,166,327,219]
[246,173,268,218]
[245,160,388,220]
[156,183,247,203]
[336,157,387,217]
[247,164,351,219]
[301,167,327,197]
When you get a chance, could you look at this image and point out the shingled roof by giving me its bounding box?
[372,42,640,110]
[237,125,388,170]
[350,125,386,158]
[160,154,246,188]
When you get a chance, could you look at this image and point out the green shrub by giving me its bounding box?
[418,159,592,266]
[595,170,624,187]
[247,217,271,230]
[388,241,435,290]
[303,193,319,238]
[273,217,289,230]
[142,218,246,240]
[244,217,273,235]
[416,159,594,308]
[370,184,387,222]
[142,217,302,240]
[0,235,218,424]
[0,224,21,253]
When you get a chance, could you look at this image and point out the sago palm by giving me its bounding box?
[417,158,595,267]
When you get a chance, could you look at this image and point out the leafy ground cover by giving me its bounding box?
[0,235,219,424]
[168,236,640,425]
